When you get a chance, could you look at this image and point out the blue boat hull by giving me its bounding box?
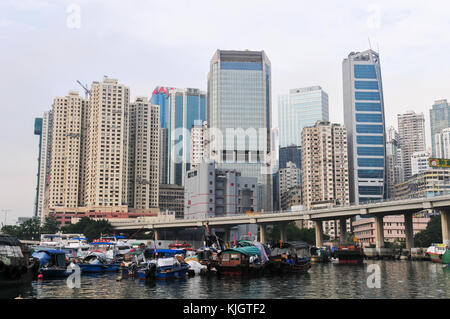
[39,268,71,278]
[138,265,189,280]
[77,263,120,273]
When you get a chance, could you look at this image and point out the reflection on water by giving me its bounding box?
[2,261,450,299]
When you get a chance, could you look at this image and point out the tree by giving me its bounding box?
[61,218,113,242]
[41,216,60,234]
[267,223,330,245]
[414,215,442,247]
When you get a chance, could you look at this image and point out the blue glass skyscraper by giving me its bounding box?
[166,88,206,186]
[278,86,329,148]
[343,49,386,204]
[150,86,175,129]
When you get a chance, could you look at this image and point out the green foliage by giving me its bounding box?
[0,217,53,241]
[414,215,442,247]
[267,222,330,245]
[61,217,113,242]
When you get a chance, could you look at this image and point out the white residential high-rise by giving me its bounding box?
[48,91,87,209]
[278,161,301,200]
[34,111,53,222]
[85,77,130,208]
[128,97,160,209]
[397,111,426,180]
[190,121,208,170]
[385,126,403,198]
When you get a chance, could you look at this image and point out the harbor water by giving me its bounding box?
[2,260,450,299]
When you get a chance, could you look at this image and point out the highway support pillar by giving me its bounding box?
[223,227,230,245]
[280,223,288,243]
[339,218,347,245]
[441,210,450,246]
[375,215,384,248]
[404,213,414,250]
[259,224,267,244]
[314,220,323,247]
[154,229,159,241]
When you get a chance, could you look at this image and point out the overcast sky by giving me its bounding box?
[1,0,450,224]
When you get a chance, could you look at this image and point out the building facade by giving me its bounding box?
[150,86,175,129]
[411,151,430,176]
[278,86,329,148]
[184,160,258,219]
[397,111,426,180]
[354,215,430,247]
[166,88,206,186]
[434,127,450,159]
[127,97,160,209]
[190,121,208,170]
[207,49,272,211]
[385,126,403,198]
[278,145,302,170]
[343,49,387,204]
[34,111,53,222]
[430,99,450,156]
[301,121,350,209]
[159,184,184,219]
[394,168,450,198]
[278,161,301,204]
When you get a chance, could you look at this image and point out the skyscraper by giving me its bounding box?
[343,49,386,204]
[397,111,426,180]
[150,86,175,129]
[127,97,160,209]
[385,126,403,199]
[166,88,206,186]
[207,49,272,211]
[278,145,302,170]
[435,128,450,159]
[85,77,130,207]
[48,91,87,209]
[34,111,53,221]
[278,86,329,148]
[430,99,450,156]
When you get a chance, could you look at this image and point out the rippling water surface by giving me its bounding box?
[2,261,450,299]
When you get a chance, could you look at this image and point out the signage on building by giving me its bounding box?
[429,158,450,168]
[152,86,175,96]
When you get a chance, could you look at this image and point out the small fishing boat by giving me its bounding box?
[442,249,450,266]
[216,246,266,276]
[310,246,331,263]
[32,249,71,278]
[137,249,189,280]
[77,251,121,273]
[426,244,448,263]
[268,242,311,274]
[334,245,364,264]
[0,234,40,285]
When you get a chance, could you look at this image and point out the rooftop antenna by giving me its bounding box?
[368,37,373,50]
[76,80,90,99]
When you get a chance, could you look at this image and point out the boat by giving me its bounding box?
[426,244,448,263]
[168,242,193,251]
[32,249,72,278]
[442,249,450,266]
[334,245,364,264]
[310,246,331,263]
[268,242,311,274]
[77,251,121,273]
[216,246,266,276]
[0,233,40,285]
[96,236,132,259]
[136,248,189,280]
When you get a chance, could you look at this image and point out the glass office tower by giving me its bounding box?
[150,86,175,129]
[278,86,329,148]
[430,99,450,156]
[166,88,206,186]
[207,49,273,211]
[343,49,386,204]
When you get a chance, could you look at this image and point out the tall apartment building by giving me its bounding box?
[394,168,450,198]
[207,49,272,211]
[84,77,130,208]
[48,91,87,209]
[190,121,208,170]
[343,49,387,204]
[397,111,426,180]
[159,184,184,219]
[166,88,206,186]
[386,126,403,198]
[434,128,450,159]
[34,111,53,221]
[430,99,450,156]
[127,97,160,209]
[184,160,258,219]
[278,86,329,148]
[279,145,302,170]
[301,121,350,209]
[278,161,301,201]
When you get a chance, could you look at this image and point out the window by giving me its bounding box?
[355,91,380,101]
[356,124,383,133]
[356,113,382,123]
[357,135,383,145]
[354,65,377,79]
[354,81,379,90]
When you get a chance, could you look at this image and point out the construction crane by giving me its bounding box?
[76,80,90,99]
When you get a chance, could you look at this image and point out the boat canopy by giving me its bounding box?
[0,234,22,246]
[223,246,261,257]
[90,242,116,245]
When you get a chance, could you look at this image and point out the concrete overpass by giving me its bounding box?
[111,194,450,249]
